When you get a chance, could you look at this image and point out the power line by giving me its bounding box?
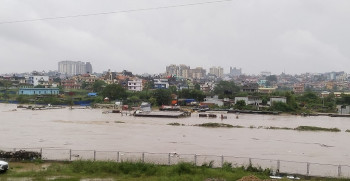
[0,0,232,25]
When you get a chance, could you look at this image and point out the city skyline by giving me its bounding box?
[1,0,350,75]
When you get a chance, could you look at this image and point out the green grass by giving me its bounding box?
[2,161,350,181]
[264,126,293,130]
[192,123,342,133]
[167,122,184,126]
[295,126,341,132]
[1,161,273,181]
[194,123,243,128]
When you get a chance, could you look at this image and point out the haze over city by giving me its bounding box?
[1,0,350,75]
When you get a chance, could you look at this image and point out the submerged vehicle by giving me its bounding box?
[0,160,8,173]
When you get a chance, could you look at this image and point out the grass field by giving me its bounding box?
[1,161,350,181]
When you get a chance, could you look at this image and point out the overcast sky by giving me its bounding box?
[1,0,349,75]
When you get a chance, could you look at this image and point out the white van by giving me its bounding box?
[0,160,8,173]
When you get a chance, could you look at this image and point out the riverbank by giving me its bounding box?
[0,161,345,181]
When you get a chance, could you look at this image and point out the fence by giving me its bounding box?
[1,147,350,178]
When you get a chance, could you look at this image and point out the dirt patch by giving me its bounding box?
[8,162,52,172]
[237,175,276,181]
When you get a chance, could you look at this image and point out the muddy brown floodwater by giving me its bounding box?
[1,103,350,165]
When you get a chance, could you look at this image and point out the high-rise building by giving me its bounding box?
[166,64,206,79]
[86,62,93,74]
[58,61,93,76]
[166,64,179,77]
[166,64,190,78]
[190,67,206,79]
[209,66,224,78]
[260,71,271,77]
[230,67,242,77]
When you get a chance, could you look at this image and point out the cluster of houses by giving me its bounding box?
[1,66,350,108]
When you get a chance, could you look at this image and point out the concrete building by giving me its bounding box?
[261,71,272,77]
[269,97,287,106]
[234,96,262,105]
[86,62,93,74]
[242,83,259,93]
[190,67,206,79]
[293,84,305,94]
[28,76,49,86]
[18,88,59,95]
[61,79,81,90]
[154,79,169,89]
[201,96,224,106]
[209,66,224,78]
[230,67,242,77]
[258,87,277,94]
[179,64,190,78]
[166,64,190,78]
[58,61,93,76]
[337,105,350,115]
[128,79,143,91]
[165,65,205,79]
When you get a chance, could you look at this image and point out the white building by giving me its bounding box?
[27,76,49,86]
[202,96,224,106]
[128,79,143,91]
[337,105,350,115]
[154,79,169,89]
[234,96,262,105]
[269,97,287,106]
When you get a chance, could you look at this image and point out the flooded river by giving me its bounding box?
[1,103,350,165]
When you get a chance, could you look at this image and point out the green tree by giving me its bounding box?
[53,77,61,83]
[337,94,350,105]
[101,84,127,101]
[128,95,141,106]
[234,100,246,110]
[92,80,107,92]
[269,102,294,112]
[16,95,30,104]
[149,97,157,106]
[0,80,12,100]
[190,89,206,102]
[169,85,178,94]
[194,83,201,90]
[213,81,240,98]
[178,89,205,102]
[153,89,171,106]
[178,89,191,99]
[81,81,90,90]
[266,75,277,82]
[285,91,298,110]
[138,90,152,101]
[144,81,154,90]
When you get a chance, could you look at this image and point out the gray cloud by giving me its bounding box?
[1,0,349,75]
